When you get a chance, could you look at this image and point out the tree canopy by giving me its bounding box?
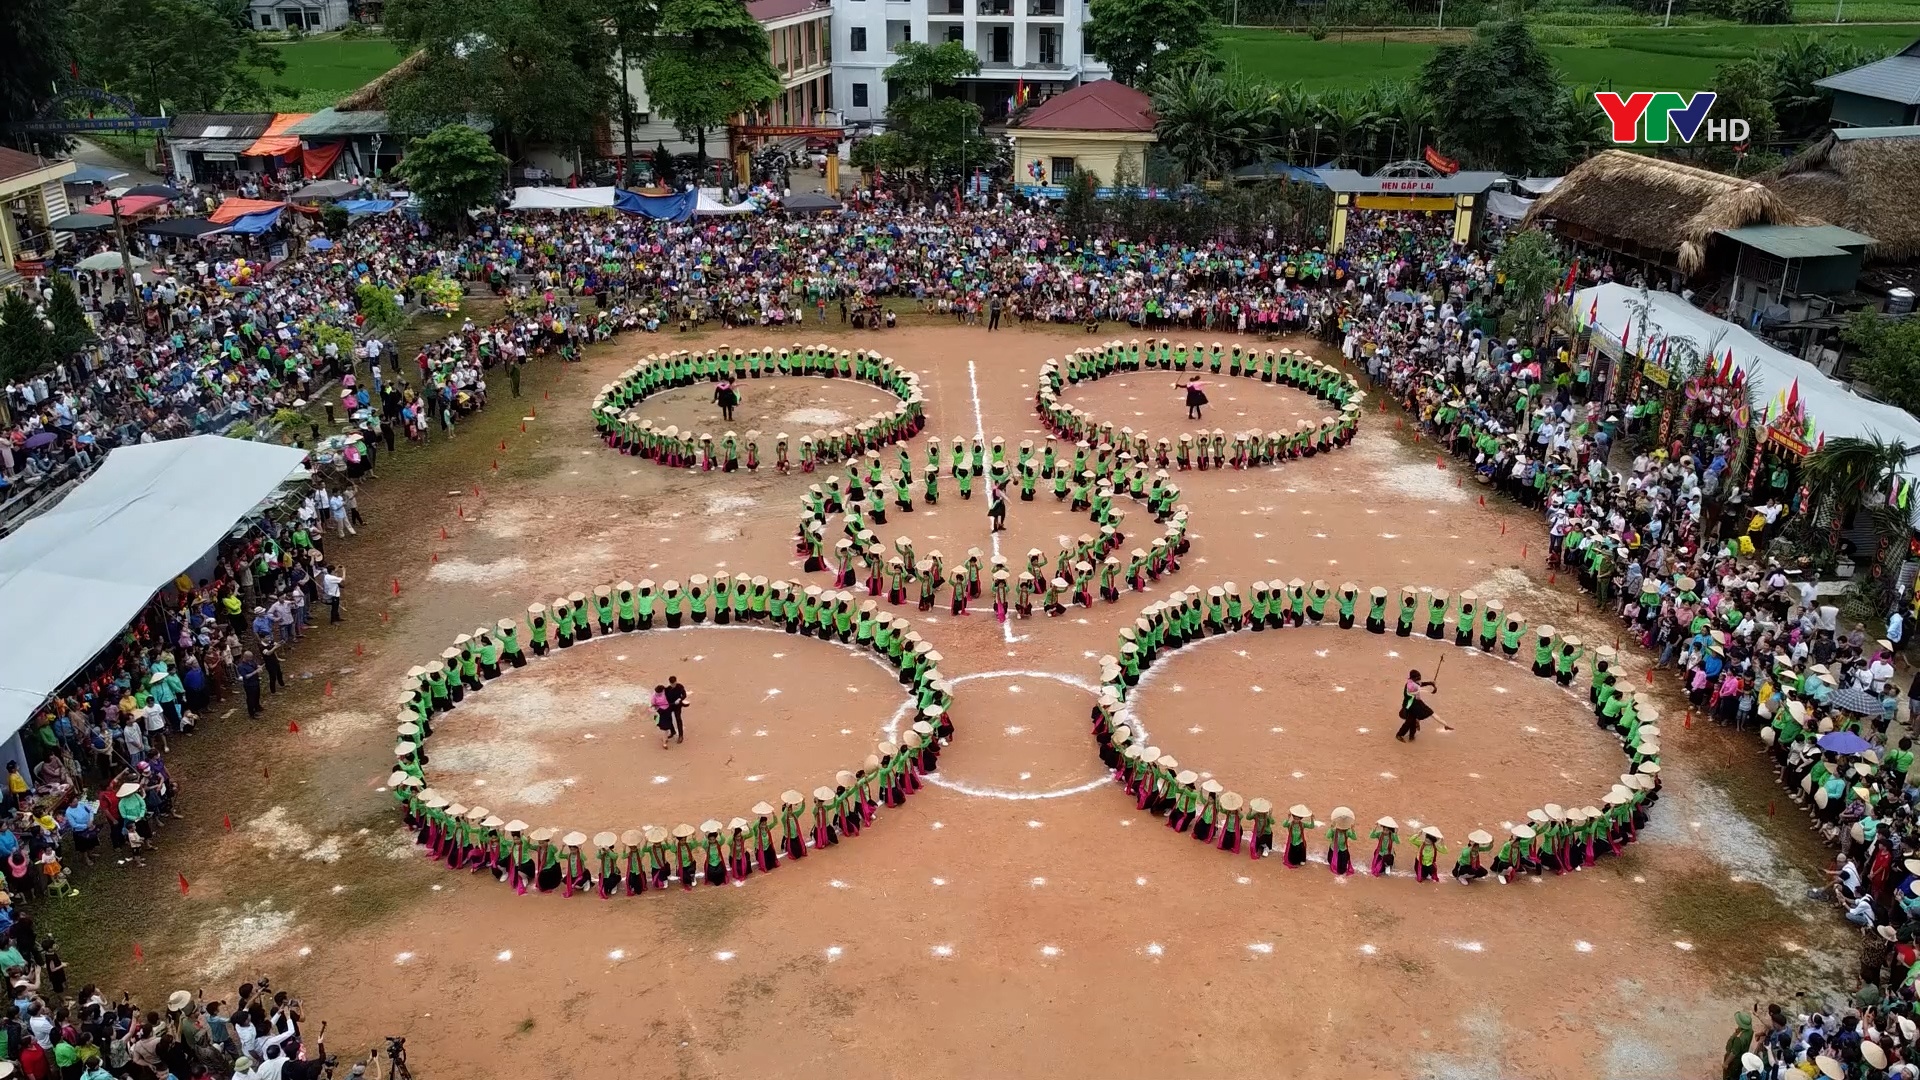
[1493,228,1564,341]
[385,0,618,150]
[394,123,507,231]
[866,41,985,177]
[1418,19,1577,175]
[1,0,75,140]
[642,0,781,164]
[0,291,54,383]
[1843,312,1920,419]
[1084,0,1217,89]
[71,0,285,115]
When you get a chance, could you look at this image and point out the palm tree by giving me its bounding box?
[1150,63,1229,183]
[1318,90,1378,168]
[1799,435,1915,605]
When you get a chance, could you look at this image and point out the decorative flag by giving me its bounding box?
[1586,296,1599,327]
[1620,317,1631,354]
[1423,146,1460,175]
[1559,258,1579,301]
[178,873,190,896]
[1785,378,1800,415]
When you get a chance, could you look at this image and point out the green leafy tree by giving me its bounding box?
[45,276,92,361]
[0,290,53,382]
[355,282,407,332]
[72,0,285,114]
[1799,434,1914,600]
[880,41,985,177]
[1085,0,1217,89]
[1418,19,1569,174]
[1060,169,1102,237]
[1769,36,1875,140]
[1686,57,1780,173]
[2,0,75,142]
[643,0,781,170]
[1843,312,1920,418]
[1148,62,1273,181]
[395,123,506,231]
[1493,228,1563,341]
[385,0,618,151]
[607,0,660,173]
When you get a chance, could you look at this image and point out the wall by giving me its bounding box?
[1009,131,1150,188]
[1831,90,1917,129]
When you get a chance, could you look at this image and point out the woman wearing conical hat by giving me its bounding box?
[1492,824,1533,884]
[1247,798,1276,860]
[441,803,470,870]
[1367,814,1397,876]
[1413,827,1445,883]
[621,830,648,896]
[779,791,808,861]
[700,822,728,887]
[1282,805,1312,868]
[749,803,779,873]
[671,824,699,890]
[1192,778,1221,843]
[594,832,621,900]
[1325,807,1357,876]
[855,758,882,829]
[1452,830,1492,882]
[643,827,673,891]
[1216,793,1246,854]
[530,828,563,893]
[832,772,860,839]
[724,818,753,882]
[560,832,593,897]
[811,787,839,849]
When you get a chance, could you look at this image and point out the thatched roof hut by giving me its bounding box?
[336,49,427,113]
[1520,150,1812,276]
[1766,131,1920,264]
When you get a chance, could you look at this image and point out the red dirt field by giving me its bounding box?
[69,322,1846,1080]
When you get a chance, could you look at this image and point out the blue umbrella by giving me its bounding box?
[1818,730,1875,755]
[307,236,334,251]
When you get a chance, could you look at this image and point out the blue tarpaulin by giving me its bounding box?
[613,187,697,222]
[336,199,397,216]
[1231,161,1334,184]
[65,163,128,186]
[224,208,284,234]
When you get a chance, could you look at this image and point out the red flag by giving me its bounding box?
[1620,317,1631,354]
[223,815,233,831]
[1586,297,1598,326]
[132,943,144,963]
[1785,378,1800,414]
[1559,258,1579,300]
[178,874,190,895]
[287,720,300,733]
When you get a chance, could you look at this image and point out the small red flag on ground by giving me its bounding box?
[531,407,537,418]
[1478,495,1486,507]
[457,506,465,519]
[288,719,301,733]
[355,642,364,656]
[1520,543,1528,559]
[440,527,449,540]
[492,460,499,471]
[1436,456,1445,470]
[323,681,333,697]
[132,943,144,962]
[1548,571,1556,584]
[431,552,439,564]
[391,579,401,597]
[178,874,190,896]
[223,815,233,831]
[499,439,508,451]
[1644,668,1654,684]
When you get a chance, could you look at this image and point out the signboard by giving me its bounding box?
[1353,194,1455,211]
[2,116,170,134]
[1766,424,1812,456]
[1641,363,1672,388]
[11,260,47,278]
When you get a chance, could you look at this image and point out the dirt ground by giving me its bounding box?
[58,318,1857,1080]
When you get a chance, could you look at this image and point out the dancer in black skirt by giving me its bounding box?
[1396,668,1439,742]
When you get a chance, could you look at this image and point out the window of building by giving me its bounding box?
[852,83,869,107]
[945,24,963,41]
[1050,156,1076,180]
[850,26,867,51]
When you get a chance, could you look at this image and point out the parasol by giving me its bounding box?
[1829,686,1883,716]
[1817,729,1875,755]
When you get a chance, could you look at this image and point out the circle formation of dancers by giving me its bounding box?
[592,345,925,472]
[388,571,953,897]
[1091,582,1664,883]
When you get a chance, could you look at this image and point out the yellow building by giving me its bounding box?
[0,148,77,287]
[1008,80,1155,192]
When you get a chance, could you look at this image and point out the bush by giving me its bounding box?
[320,204,349,236]
[1732,0,1792,21]
[227,421,258,441]
[1308,17,1329,39]
[341,20,369,37]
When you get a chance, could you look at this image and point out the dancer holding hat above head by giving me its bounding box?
[593,832,620,899]
[1369,817,1399,877]
[780,790,808,861]
[621,830,647,895]
[645,827,673,891]
[1493,824,1533,884]
[1282,805,1311,867]
[1248,798,1276,859]
[701,821,728,886]
[728,818,754,882]
[1326,807,1357,876]
[560,832,592,896]
[751,802,780,872]
[671,824,699,890]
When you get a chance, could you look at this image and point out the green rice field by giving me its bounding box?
[262,35,405,110]
[1219,22,1920,91]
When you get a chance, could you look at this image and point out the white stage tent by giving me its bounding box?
[509,186,621,211]
[0,436,309,742]
[1575,283,1920,505]
[696,190,756,215]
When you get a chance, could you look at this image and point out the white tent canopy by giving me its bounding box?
[696,189,756,216]
[509,186,621,211]
[0,437,309,742]
[1576,283,1920,498]
[1486,190,1534,221]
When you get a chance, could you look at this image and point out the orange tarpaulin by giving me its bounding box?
[85,194,166,216]
[301,142,345,179]
[208,198,289,225]
[244,113,312,159]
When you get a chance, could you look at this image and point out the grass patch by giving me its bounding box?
[1218,23,1920,90]
[1653,866,1800,976]
[262,36,404,109]
[514,1017,537,1035]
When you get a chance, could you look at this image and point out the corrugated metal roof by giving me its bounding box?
[286,108,393,136]
[1817,51,1920,106]
[169,113,275,139]
[170,138,259,154]
[1717,224,1877,259]
[1833,124,1920,140]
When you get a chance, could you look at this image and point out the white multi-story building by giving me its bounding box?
[830,0,1108,128]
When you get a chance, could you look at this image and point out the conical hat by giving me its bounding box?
[751,802,776,817]
[1467,830,1492,846]
[781,789,805,806]
[561,831,587,847]
[593,831,618,849]
[1377,816,1398,830]
[671,824,695,839]
[1330,806,1354,828]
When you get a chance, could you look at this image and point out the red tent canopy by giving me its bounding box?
[208,198,288,225]
[302,142,345,179]
[86,194,166,216]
